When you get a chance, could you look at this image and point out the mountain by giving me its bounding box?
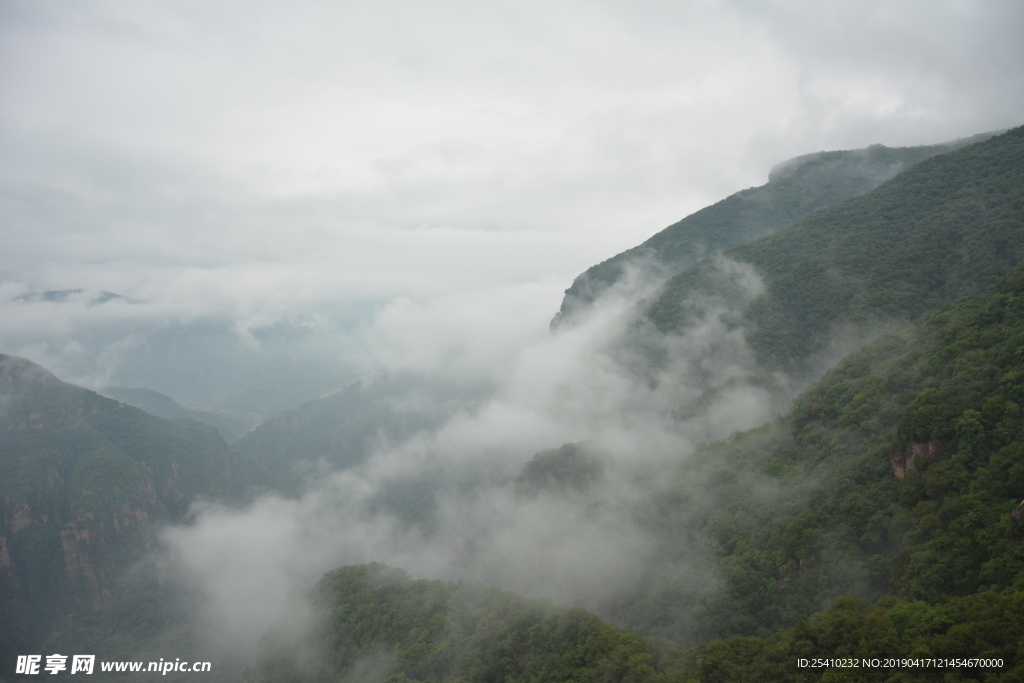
[674,593,1024,681]
[8,126,1024,681]
[200,372,355,426]
[0,355,255,673]
[552,132,999,328]
[231,375,483,493]
[514,442,603,497]
[613,258,1024,663]
[99,387,253,443]
[233,260,1024,679]
[248,563,679,683]
[253,561,1024,682]
[224,135,1019,495]
[14,290,128,305]
[645,127,1024,378]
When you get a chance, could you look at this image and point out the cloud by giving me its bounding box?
[2,1,1021,400]
[156,257,788,661]
[2,0,1022,653]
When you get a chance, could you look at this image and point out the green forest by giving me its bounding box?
[553,133,995,328]
[624,257,1024,680]
[647,127,1024,376]
[250,257,1024,683]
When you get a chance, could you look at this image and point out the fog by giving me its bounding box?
[3,0,1024,669]
[158,258,782,658]
[3,1,1023,407]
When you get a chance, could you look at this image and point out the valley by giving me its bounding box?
[4,127,1024,681]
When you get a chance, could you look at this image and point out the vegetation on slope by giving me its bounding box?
[0,355,254,672]
[230,258,1024,683]
[616,259,1024,672]
[232,375,480,494]
[647,126,1024,377]
[99,387,253,443]
[256,561,1024,683]
[674,593,1024,682]
[8,128,1024,681]
[554,133,995,327]
[250,563,677,683]
[514,442,603,497]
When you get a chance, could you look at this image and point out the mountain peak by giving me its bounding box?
[0,354,60,393]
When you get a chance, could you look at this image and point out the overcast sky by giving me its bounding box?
[1,0,1022,395]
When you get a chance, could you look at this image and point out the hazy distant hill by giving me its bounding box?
[99,386,253,443]
[13,289,128,305]
[201,372,354,425]
[0,355,254,671]
[552,132,998,328]
[646,126,1024,377]
[514,442,603,497]
[232,375,483,493]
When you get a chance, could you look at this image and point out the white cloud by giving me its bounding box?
[158,256,783,660]
[0,0,1020,397]
[1,0,1019,662]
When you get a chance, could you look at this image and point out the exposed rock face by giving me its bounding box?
[798,556,819,574]
[0,535,12,572]
[0,353,245,643]
[60,523,101,598]
[7,500,32,533]
[891,441,938,479]
[1012,500,1024,523]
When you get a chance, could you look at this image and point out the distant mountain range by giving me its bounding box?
[98,387,253,444]
[14,289,130,305]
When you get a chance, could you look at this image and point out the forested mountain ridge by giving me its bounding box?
[552,132,998,328]
[0,355,253,672]
[613,258,1024,671]
[231,376,480,494]
[229,133,1024,498]
[646,126,1024,377]
[6,126,1024,682]
[242,261,1024,681]
[248,563,679,683]
[99,387,253,443]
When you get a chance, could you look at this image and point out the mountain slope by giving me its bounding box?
[619,258,1024,651]
[234,250,1024,677]
[99,386,253,443]
[0,355,254,671]
[675,592,1024,682]
[249,563,678,683]
[232,130,1023,496]
[646,126,1024,377]
[258,560,1024,683]
[232,375,480,493]
[553,132,997,327]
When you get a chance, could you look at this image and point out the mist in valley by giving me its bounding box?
[3,1,1024,677]
[152,257,800,663]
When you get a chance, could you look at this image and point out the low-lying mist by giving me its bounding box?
[160,258,790,660]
